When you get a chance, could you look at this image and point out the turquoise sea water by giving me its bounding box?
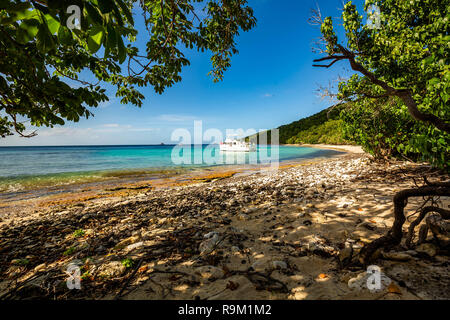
[0,145,342,191]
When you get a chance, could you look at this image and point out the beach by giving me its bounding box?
[288,144,366,154]
[0,147,449,300]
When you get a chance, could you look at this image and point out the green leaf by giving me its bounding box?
[111,4,124,26]
[1,2,31,12]
[57,25,72,45]
[117,34,126,63]
[423,55,434,65]
[106,25,117,49]
[428,78,440,85]
[84,2,103,25]
[87,25,104,53]
[16,19,39,43]
[116,0,134,24]
[16,27,31,43]
[12,7,38,21]
[104,43,111,58]
[36,23,55,52]
[0,76,7,91]
[44,14,60,34]
[98,0,116,14]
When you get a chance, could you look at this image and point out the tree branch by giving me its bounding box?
[314,44,450,133]
[312,55,349,68]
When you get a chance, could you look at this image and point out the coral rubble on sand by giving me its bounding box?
[0,154,448,300]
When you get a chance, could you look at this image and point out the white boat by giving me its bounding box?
[219,137,256,152]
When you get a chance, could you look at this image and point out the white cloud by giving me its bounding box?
[263,93,273,98]
[39,127,95,137]
[35,124,158,137]
[1,123,164,146]
[156,114,199,122]
[129,128,160,132]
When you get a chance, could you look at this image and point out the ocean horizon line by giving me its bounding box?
[0,144,188,148]
[0,143,285,148]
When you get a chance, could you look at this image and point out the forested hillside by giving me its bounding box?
[247,104,350,145]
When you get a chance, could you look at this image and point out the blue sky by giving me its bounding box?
[2,0,366,146]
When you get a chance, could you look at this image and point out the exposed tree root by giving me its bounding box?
[405,206,450,248]
[360,181,450,264]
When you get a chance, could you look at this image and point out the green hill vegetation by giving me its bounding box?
[286,119,349,145]
[247,104,352,145]
[248,97,448,168]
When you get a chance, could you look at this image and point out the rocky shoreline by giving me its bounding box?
[0,152,449,300]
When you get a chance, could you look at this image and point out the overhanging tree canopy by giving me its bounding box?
[312,0,450,263]
[313,0,449,134]
[0,0,256,137]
